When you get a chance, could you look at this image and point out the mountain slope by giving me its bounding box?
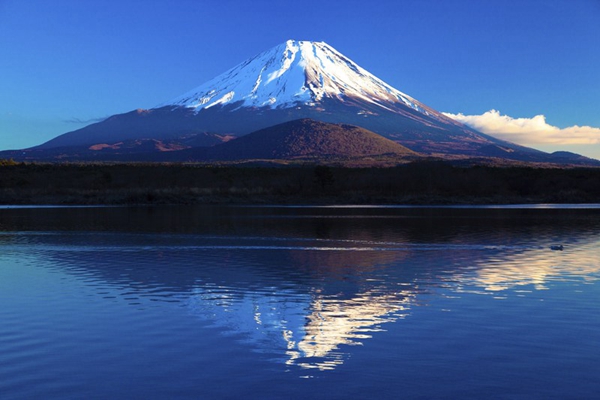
[204,118,418,160]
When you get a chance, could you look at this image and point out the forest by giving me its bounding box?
[1,160,600,205]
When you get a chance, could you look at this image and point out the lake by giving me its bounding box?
[1,205,599,399]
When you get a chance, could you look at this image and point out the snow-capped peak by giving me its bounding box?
[158,40,428,114]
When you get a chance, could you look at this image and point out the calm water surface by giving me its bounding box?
[1,206,599,399]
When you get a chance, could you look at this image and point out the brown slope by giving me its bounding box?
[206,118,419,160]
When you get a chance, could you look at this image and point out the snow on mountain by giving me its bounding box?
[18,38,593,165]
[159,40,431,116]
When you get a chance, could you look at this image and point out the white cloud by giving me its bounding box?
[442,109,600,145]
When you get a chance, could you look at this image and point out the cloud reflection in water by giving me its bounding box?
[178,236,599,371]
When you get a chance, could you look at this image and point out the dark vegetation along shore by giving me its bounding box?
[1,159,600,205]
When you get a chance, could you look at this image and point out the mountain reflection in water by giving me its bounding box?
[186,254,415,371]
[2,205,599,373]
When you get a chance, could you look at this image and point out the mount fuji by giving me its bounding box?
[6,40,596,164]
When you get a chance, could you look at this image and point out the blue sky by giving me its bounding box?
[1,0,599,157]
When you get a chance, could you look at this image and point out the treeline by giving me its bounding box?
[1,161,599,205]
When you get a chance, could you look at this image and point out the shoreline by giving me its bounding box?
[2,203,600,210]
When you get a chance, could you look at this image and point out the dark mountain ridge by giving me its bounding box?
[203,118,418,160]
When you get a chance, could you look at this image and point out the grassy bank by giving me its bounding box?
[1,161,600,205]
